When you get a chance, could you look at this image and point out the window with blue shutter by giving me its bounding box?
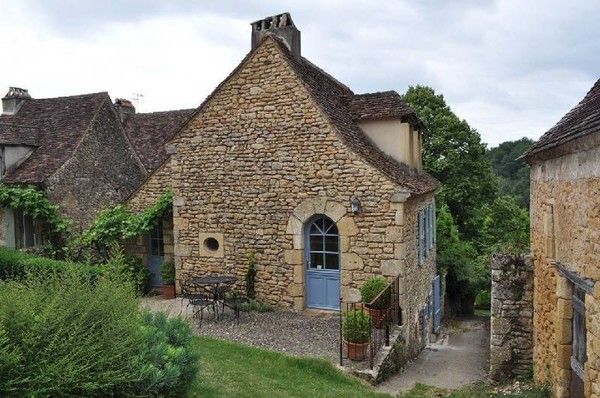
[418,209,424,265]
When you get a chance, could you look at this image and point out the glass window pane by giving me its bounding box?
[325,253,339,269]
[310,253,324,269]
[310,235,323,251]
[310,222,322,235]
[324,236,338,252]
[323,217,334,233]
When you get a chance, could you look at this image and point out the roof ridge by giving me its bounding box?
[33,91,109,101]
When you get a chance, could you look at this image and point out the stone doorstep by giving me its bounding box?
[340,325,408,385]
[303,308,339,318]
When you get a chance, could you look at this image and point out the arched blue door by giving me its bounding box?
[305,215,340,310]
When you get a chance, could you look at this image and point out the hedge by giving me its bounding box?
[0,248,99,281]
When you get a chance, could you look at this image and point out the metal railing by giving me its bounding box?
[340,275,402,369]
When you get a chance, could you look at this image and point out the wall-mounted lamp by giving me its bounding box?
[350,197,361,214]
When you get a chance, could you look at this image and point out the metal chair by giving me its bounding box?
[180,273,214,325]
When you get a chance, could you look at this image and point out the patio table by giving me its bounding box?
[191,275,238,321]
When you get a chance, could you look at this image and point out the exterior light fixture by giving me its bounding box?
[350,197,361,214]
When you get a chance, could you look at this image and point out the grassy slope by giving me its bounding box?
[189,337,391,398]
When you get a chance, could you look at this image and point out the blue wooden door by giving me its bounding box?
[433,275,441,332]
[305,215,340,310]
[147,223,164,288]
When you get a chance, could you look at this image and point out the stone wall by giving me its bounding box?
[529,131,600,397]
[490,253,534,381]
[164,37,437,354]
[45,100,147,232]
[127,161,172,213]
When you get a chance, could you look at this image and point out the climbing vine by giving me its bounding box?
[81,189,173,249]
[0,184,71,245]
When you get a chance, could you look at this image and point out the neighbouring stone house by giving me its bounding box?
[0,88,149,248]
[522,79,600,398]
[127,13,440,356]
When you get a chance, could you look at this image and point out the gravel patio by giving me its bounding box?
[142,296,340,363]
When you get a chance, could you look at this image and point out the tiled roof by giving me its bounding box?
[0,123,40,146]
[124,109,194,172]
[350,91,418,122]
[278,39,439,194]
[0,92,107,183]
[523,79,600,159]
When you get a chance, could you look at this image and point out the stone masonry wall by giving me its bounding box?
[45,100,147,232]
[166,36,436,359]
[530,132,600,397]
[127,161,172,213]
[490,253,534,381]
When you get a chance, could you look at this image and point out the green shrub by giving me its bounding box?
[475,289,491,308]
[360,276,391,309]
[100,245,150,296]
[239,299,274,313]
[0,247,99,282]
[0,265,200,397]
[245,250,256,299]
[160,260,175,284]
[342,310,372,343]
[133,312,200,397]
[0,267,144,396]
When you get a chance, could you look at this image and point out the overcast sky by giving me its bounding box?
[1,0,598,147]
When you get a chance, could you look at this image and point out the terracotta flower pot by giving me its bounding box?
[163,283,176,299]
[344,340,369,361]
[366,307,389,329]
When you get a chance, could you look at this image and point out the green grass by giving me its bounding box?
[188,337,391,398]
[474,308,491,317]
[401,382,551,398]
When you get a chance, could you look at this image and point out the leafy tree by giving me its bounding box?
[403,86,498,238]
[486,137,534,209]
[473,195,530,253]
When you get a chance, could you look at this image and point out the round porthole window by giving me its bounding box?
[204,237,220,252]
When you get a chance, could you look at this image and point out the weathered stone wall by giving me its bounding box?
[127,161,172,213]
[166,37,436,354]
[45,100,147,231]
[529,131,600,397]
[490,253,534,381]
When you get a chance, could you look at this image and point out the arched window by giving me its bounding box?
[307,215,339,270]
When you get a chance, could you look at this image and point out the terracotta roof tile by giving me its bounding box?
[124,109,194,172]
[523,79,600,159]
[0,92,108,183]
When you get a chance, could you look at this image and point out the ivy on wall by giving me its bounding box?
[81,189,173,249]
[0,184,71,244]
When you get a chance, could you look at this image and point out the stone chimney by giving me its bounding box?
[251,12,301,60]
[114,98,136,123]
[2,87,31,115]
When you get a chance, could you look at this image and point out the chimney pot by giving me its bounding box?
[114,98,136,123]
[251,12,301,60]
[2,87,31,115]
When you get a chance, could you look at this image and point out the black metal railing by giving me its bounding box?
[340,275,402,369]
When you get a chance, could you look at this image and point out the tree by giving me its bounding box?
[486,137,534,209]
[403,86,498,239]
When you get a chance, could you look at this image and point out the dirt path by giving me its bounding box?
[376,316,490,395]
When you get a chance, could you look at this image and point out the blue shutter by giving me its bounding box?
[418,210,424,265]
[432,201,436,245]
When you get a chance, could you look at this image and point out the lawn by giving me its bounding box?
[188,337,391,398]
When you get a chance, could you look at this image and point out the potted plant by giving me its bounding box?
[342,310,372,361]
[360,276,391,328]
[160,260,176,299]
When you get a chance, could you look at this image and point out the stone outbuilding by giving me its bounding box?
[128,13,441,355]
[0,88,192,250]
[522,79,600,398]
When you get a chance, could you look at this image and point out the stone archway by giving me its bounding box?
[284,197,359,310]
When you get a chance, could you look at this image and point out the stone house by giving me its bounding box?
[127,13,440,355]
[0,87,185,248]
[522,79,600,398]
